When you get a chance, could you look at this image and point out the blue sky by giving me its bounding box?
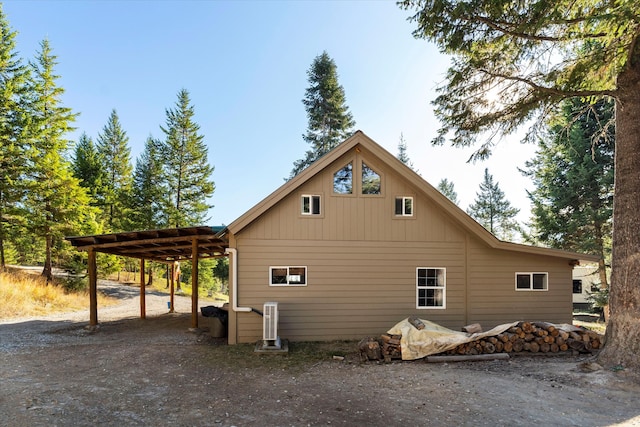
[5,0,537,227]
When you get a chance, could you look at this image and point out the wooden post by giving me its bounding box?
[88,248,98,327]
[169,262,175,313]
[191,238,199,329]
[140,258,146,319]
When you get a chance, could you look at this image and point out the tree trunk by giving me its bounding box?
[42,232,53,281]
[146,264,153,287]
[598,56,640,371]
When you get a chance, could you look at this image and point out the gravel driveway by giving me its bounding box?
[1,279,640,426]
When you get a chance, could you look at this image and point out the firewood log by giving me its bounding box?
[513,340,524,352]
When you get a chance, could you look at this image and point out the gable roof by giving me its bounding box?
[227,131,599,263]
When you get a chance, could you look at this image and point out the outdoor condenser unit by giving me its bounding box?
[263,302,279,342]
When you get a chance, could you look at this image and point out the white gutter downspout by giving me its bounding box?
[225,248,252,312]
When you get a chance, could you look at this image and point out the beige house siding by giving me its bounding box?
[466,238,574,327]
[233,238,467,343]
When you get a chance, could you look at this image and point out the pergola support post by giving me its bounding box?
[88,248,98,327]
[191,238,199,329]
[140,258,146,319]
[169,262,176,313]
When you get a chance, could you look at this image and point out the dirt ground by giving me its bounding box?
[1,279,640,427]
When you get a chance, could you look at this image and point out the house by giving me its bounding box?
[572,265,602,310]
[223,131,599,344]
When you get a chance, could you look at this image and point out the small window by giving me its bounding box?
[395,197,413,216]
[572,279,583,294]
[270,266,307,286]
[333,162,353,194]
[362,163,381,194]
[516,272,548,291]
[417,268,445,308]
[301,195,321,215]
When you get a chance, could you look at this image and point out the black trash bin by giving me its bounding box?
[201,306,228,337]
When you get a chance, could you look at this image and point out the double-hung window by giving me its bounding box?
[417,267,445,308]
[515,272,548,291]
[301,195,321,215]
[270,266,307,286]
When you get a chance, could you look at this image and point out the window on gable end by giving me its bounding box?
[333,162,353,194]
[395,196,413,216]
[301,195,321,215]
[362,162,381,194]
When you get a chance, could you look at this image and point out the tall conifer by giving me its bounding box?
[96,109,132,231]
[24,39,93,280]
[467,169,520,240]
[159,89,214,227]
[289,51,355,178]
[0,6,29,269]
[523,98,614,287]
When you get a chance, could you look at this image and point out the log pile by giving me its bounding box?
[372,321,602,361]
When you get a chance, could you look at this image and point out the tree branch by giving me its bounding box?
[472,15,607,42]
[477,68,617,98]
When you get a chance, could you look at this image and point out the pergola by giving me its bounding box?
[66,226,229,329]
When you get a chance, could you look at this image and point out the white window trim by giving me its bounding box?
[395,196,414,217]
[515,272,549,291]
[416,267,446,309]
[269,266,308,287]
[301,194,321,216]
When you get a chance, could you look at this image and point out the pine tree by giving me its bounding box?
[0,6,30,269]
[129,136,165,230]
[467,169,520,240]
[159,89,215,227]
[523,98,614,288]
[289,51,355,178]
[96,109,132,231]
[72,132,106,206]
[397,133,416,172]
[23,39,93,280]
[436,178,459,205]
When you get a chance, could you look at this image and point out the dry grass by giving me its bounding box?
[0,268,113,320]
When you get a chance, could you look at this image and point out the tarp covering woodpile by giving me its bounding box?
[387,318,519,360]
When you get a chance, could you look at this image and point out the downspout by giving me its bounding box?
[225,248,252,312]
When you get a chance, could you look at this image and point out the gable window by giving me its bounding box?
[395,197,413,216]
[417,268,445,308]
[270,266,307,286]
[333,162,353,194]
[362,163,381,194]
[301,195,321,215]
[516,272,548,291]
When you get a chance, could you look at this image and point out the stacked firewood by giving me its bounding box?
[374,321,602,361]
[446,322,602,356]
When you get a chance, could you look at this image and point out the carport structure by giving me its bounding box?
[66,226,229,329]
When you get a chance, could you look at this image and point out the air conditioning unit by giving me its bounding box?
[263,302,280,345]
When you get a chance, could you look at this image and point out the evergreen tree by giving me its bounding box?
[23,39,93,280]
[129,136,165,230]
[0,6,30,269]
[397,133,416,171]
[96,109,132,231]
[467,169,520,240]
[289,51,355,178]
[72,132,105,206]
[436,178,459,205]
[523,98,614,288]
[159,89,214,227]
[398,0,639,369]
